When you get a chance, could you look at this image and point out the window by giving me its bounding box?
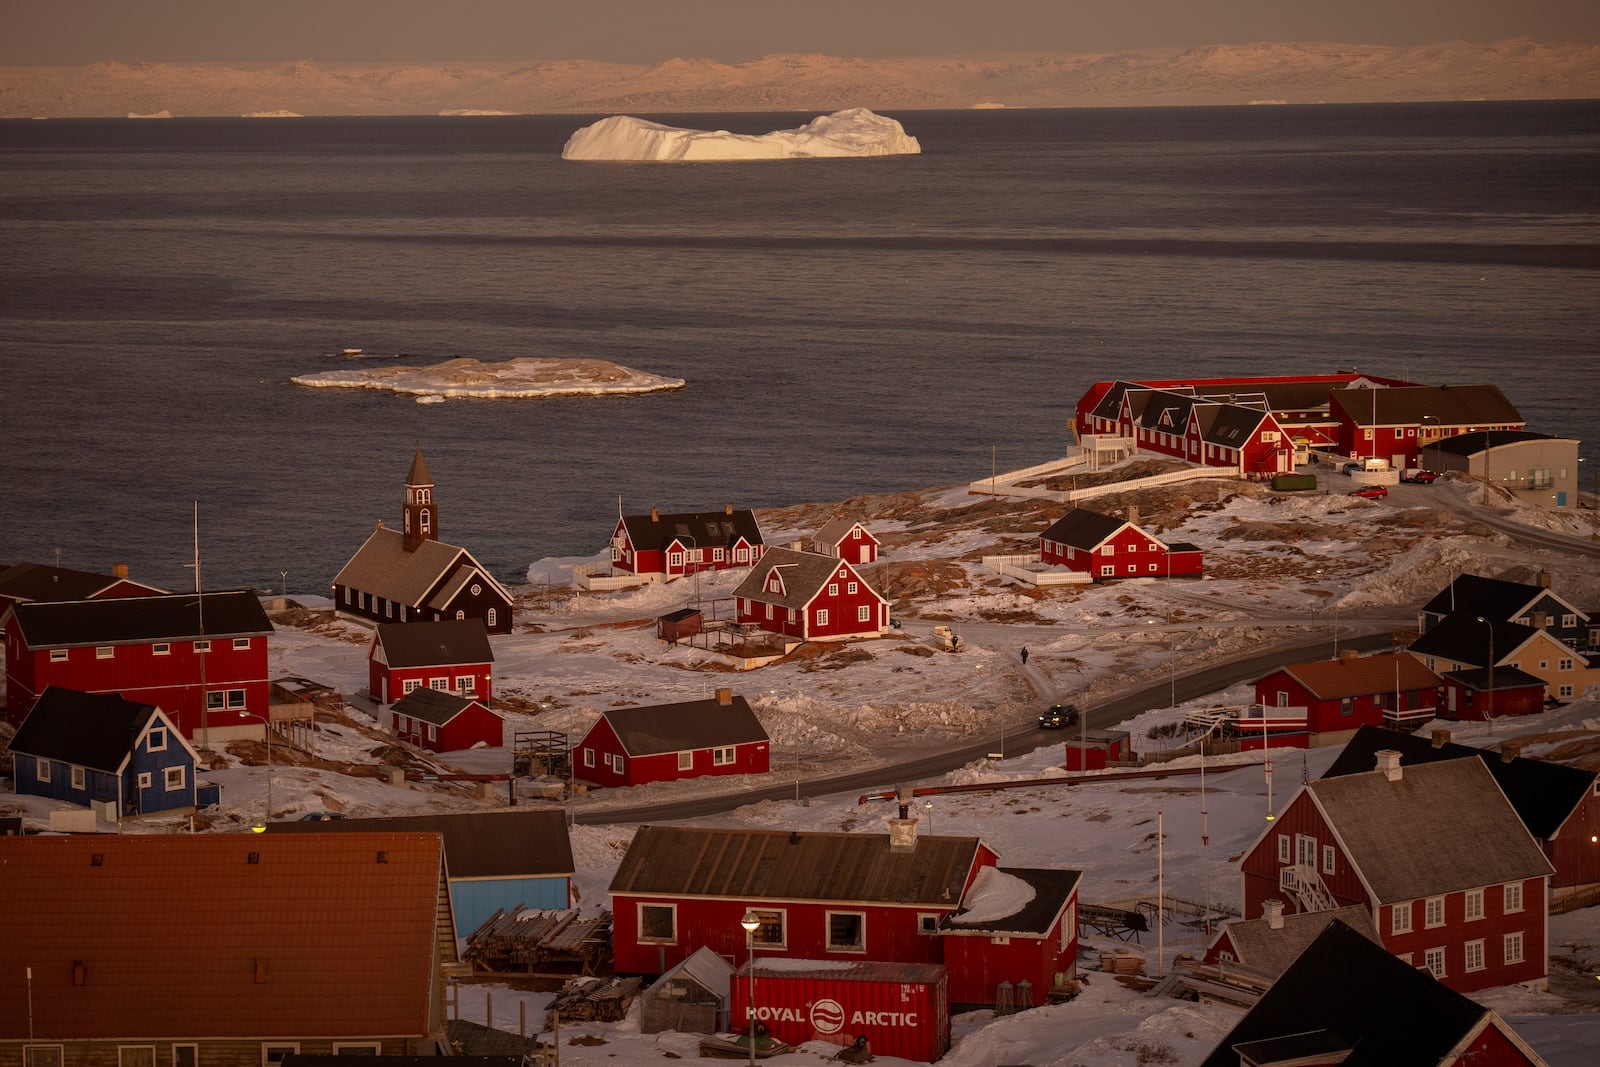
[1504,931,1524,965]
[816,609,829,627]
[712,746,735,766]
[1104,544,1115,555]
[1562,614,1577,629]
[1218,950,1235,963]
[1391,902,1412,934]
[470,583,482,597]
[1148,563,1158,572]
[457,675,476,695]
[1424,947,1446,978]
[858,605,871,623]
[1464,888,1484,921]
[395,715,408,732]
[1322,844,1336,875]
[262,1045,299,1067]
[613,754,625,774]
[49,648,69,661]
[826,911,866,952]
[431,677,448,691]
[677,751,693,771]
[426,725,437,741]
[487,608,497,628]
[71,766,86,790]
[165,766,186,790]
[173,1045,198,1067]
[1424,896,1444,928]
[1465,940,1485,972]
[1100,565,1115,577]
[847,582,858,594]
[25,1048,63,1067]
[402,679,420,695]
[227,689,246,709]
[1504,882,1523,913]
[917,913,941,935]
[35,757,50,778]
[1277,834,1290,863]
[638,903,677,942]
[1296,834,1316,868]
[1560,685,1575,699]
[332,1045,381,1055]
[137,772,151,789]
[828,583,839,597]
[152,643,170,656]
[148,727,167,751]
[233,638,251,650]
[118,1048,156,1067]
[1559,658,1574,671]
[96,646,114,659]
[583,749,595,768]
[748,909,786,947]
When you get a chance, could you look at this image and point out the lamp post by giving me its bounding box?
[239,710,273,827]
[924,799,934,835]
[1475,616,1495,730]
[740,909,761,1065]
[279,570,288,598]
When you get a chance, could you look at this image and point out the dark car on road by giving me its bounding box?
[1039,703,1080,729]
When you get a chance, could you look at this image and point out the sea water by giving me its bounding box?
[1,102,1596,592]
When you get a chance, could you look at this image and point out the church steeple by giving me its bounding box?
[401,449,439,553]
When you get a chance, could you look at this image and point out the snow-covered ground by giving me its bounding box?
[7,462,1599,1065]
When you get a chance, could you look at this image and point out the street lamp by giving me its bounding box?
[238,710,274,828]
[1475,616,1496,730]
[740,909,762,1065]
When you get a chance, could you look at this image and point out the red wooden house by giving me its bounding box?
[1200,920,1552,1067]
[938,865,1081,1008]
[1329,383,1524,470]
[608,825,999,975]
[1440,667,1549,721]
[333,451,514,634]
[1251,649,1444,736]
[732,547,890,642]
[1240,754,1551,994]
[1080,382,1296,476]
[1327,725,1600,908]
[3,590,273,740]
[389,687,503,752]
[0,561,165,615]
[609,505,765,579]
[575,689,769,788]
[368,618,494,706]
[811,517,881,564]
[1038,507,1203,580]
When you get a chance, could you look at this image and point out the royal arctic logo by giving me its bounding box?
[809,998,845,1034]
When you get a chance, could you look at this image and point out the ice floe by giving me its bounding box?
[562,107,920,162]
[290,356,685,400]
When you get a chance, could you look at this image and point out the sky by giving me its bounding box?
[6,0,1600,67]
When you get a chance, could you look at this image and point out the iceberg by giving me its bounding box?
[290,356,685,401]
[562,107,920,162]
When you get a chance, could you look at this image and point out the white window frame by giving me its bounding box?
[825,910,867,953]
[137,772,152,789]
[1424,896,1444,928]
[1321,844,1336,875]
[35,757,50,778]
[1099,565,1115,577]
[638,902,677,943]
[1465,939,1485,972]
[1277,834,1290,863]
[828,583,839,597]
[1504,881,1523,913]
[1504,931,1524,965]
[1424,947,1446,979]
[49,648,69,661]
[96,646,114,659]
[677,751,694,771]
[426,724,437,742]
[456,674,476,695]
[858,605,871,623]
[164,766,186,790]
[712,746,735,766]
[430,677,448,691]
[71,766,86,790]
[152,642,170,656]
[194,639,210,653]
[148,725,167,751]
[816,608,829,627]
[1391,902,1412,934]
[262,1044,299,1067]
[1296,834,1316,868]
[1464,888,1484,921]
[917,912,941,936]
[24,1047,64,1067]
[583,748,595,768]
[748,908,787,948]
[227,689,246,709]
[233,638,251,650]
[847,581,858,594]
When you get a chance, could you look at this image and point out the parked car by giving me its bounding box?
[1039,703,1080,729]
[1349,485,1388,499]
[1344,458,1389,473]
[1401,469,1439,484]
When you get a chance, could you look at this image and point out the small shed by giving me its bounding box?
[656,607,703,643]
[390,687,504,752]
[640,945,734,1035]
[1063,729,1132,772]
[1440,666,1548,721]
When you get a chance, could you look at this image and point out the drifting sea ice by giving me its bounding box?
[561,107,922,161]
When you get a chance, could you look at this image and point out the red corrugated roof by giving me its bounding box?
[0,832,444,1040]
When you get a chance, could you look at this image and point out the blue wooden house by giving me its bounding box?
[270,809,575,936]
[9,686,199,818]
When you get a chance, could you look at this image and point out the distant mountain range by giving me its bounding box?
[3,38,1598,118]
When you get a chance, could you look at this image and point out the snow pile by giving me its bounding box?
[561,108,921,162]
[947,864,1035,925]
[290,356,685,400]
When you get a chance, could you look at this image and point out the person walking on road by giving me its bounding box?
[1020,646,1029,665]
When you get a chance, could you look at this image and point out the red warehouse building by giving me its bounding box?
[1240,753,1551,994]
[368,618,494,707]
[0,561,166,616]
[1251,649,1444,736]
[389,688,503,753]
[732,547,890,642]
[1038,507,1202,580]
[732,961,950,1063]
[3,590,273,740]
[608,825,999,975]
[575,690,770,788]
[937,865,1081,1009]
[1329,383,1524,470]
[609,505,765,580]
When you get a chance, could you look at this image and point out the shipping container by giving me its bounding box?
[1271,473,1318,492]
[731,959,950,1063]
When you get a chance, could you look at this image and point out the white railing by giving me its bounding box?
[981,554,1094,587]
[1064,465,1237,503]
[1279,864,1336,914]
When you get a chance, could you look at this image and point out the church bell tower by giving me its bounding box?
[401,449,440,553]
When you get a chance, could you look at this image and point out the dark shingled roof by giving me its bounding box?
[600,694,768,757]
[1408,612,1543,667]
[1199,920,1500,1067]
[268,809,574,878]
[940,866,1081,937]
[1211,904,1381,982]
[610,826,986,908]
[7,590,272,647]
[389,687,498,728]
[375,618,493,668]
[730,547,882,611]
[0,562,165,604]
[1420,573,1583,624]
[1330,383,1523,428]
[621,508,764,552]
[1040,508,1135,551]
[1324,724,1597,840]
[9,687,168,772]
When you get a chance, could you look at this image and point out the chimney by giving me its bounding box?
[1538,570,1552,589]
[650,506,659,522]
[374,519,384,529]
[889,786,919,851]
[1262,899,1284,930]
[1500,741,1523,764]
[1431,728,1452,749]
[111,563,128,579]
[725,503,734,515]
[1127,505,1140,528]
[1340,649,1359,664]
[715,687,733,706]
[1375,749,1402,782]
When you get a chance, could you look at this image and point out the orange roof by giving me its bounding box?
[1277,652,1443,700]
[0,832,446,1040]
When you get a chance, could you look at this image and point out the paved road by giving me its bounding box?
[571,628,1394,826]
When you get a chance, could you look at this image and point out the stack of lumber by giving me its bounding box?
[464,906,613,975]
[547,975,643,1024]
